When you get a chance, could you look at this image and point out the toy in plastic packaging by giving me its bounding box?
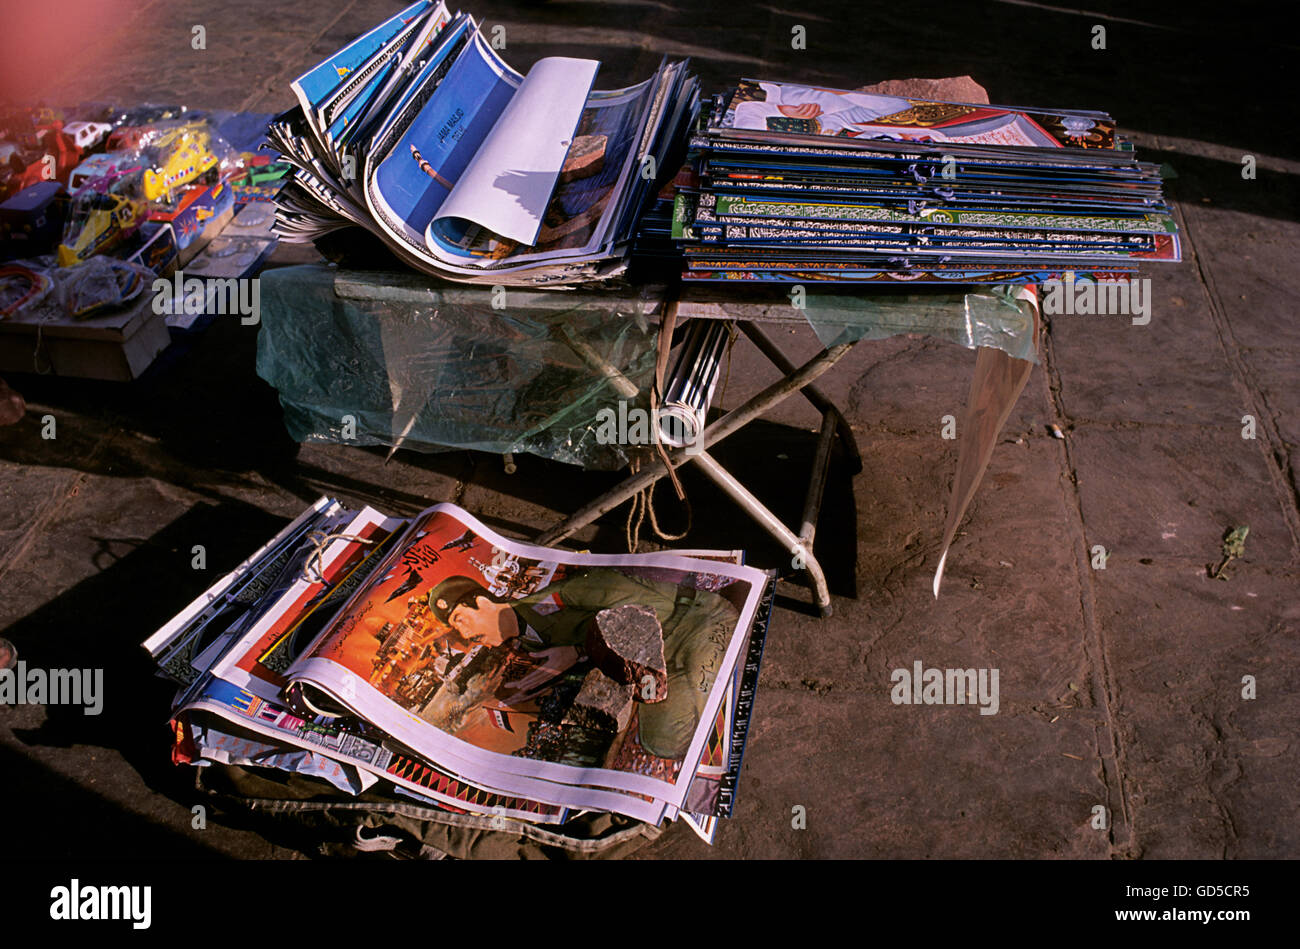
[57,189,146,266]
[0,262,54,318]
[0,119,81,201]
[142,121,222,201]
[104,104,189,151]
[63,121,113,150]
[55,255,154,319]
[67,151,148,196]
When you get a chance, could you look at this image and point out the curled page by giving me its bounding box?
[429,56,598,247]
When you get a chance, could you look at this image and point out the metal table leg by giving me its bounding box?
[535,336,858,616]
[691,448,835,618]
[736,320,862,474]
[536,338,856,544]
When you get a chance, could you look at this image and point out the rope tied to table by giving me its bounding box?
[622,294,698,554]
[624,456,692,553]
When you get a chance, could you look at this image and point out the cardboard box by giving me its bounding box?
[0,292,170,381]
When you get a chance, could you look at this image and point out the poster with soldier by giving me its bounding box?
[282,503,766,822]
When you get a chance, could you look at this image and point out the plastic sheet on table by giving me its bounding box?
[681,280,1034,361]
[685,284,1038,364]
[255,265,665,469]
[803,285,1037,362]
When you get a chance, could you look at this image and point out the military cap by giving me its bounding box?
[426,575,493,624]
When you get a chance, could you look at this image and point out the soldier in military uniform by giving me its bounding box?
[424,569,742,761]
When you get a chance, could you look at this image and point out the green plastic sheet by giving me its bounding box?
[256,265,1037,469]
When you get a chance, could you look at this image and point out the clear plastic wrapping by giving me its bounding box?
[256,266,664,469]
[256,266,1038,468]
[695,284,1038,364]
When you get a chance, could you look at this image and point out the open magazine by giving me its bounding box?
[144,497,775,843]
[269,2,699,285]
[279,504,767,823]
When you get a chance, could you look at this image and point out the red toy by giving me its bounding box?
[0,122,82,200]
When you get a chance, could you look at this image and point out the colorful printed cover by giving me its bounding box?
[284,503,768,823]
[149,498,772,836]
[714,79,1117,151]
[290,1,436,134]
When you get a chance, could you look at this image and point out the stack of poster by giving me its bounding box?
[268,1,698,286]
[672,79,1180,284]
[143,497,775,846]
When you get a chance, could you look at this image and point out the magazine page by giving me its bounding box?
[429,56,598,246]
[365,31,657,277]
[283,503,767,818]
[290,1,433,145]
[716,78,1118,150]
[180,719,379,796]
[361,4,456,123]
[423,79,657,271]
[361,14,475,159]
[366,29,522,252]
[179,677,573,823]
[173,522,575,824]
[273,5,698,286]
[273,508,670,822]
[142,496,337,670]
[322,3,452,146]
[159,503,355,685]
[210,507,399,700]
[317,6,442,143]
[643,547,751,840]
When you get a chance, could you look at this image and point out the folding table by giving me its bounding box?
[257,265,1041,617]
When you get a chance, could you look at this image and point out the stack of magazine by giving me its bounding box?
[672,79,1181,284]
[269,1,699,286]
[143,497,775,846]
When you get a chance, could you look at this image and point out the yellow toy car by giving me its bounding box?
[56,191,145,267]
[142,125,219,202]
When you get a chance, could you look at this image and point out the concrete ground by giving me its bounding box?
[1,1,1296,859]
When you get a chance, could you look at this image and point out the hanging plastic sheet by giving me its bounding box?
[256,265,1038,469]
[256,266,665,469]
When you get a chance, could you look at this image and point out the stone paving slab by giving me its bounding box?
[1066,425,1294,568]
[1092,563,1300,858]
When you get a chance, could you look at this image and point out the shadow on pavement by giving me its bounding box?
[2,501,293,825]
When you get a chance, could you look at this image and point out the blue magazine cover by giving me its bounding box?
[290,0,433,121]
[369,30,519,247]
